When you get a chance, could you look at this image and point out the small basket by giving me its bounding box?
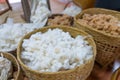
[17,26,96,80]
[0,52,23,80]
[74,8,120,67]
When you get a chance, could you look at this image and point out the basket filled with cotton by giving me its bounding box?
[74,8,120,68]
[0,52,23,80]
[17,26,96,80]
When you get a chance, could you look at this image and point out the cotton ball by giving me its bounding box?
[51,60,62,72]
[70,63,77,69]
[63,59,70,69]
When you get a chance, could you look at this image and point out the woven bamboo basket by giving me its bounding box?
[0,52,23,80]
[111,67,120,80]
[17,26,96,80]
[74,8,120,67]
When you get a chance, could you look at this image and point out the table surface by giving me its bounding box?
[87,63,113,80]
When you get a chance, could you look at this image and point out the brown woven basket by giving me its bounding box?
[74,8,120,67]
[17,26,96,80]
[0,52,23,80]
[111,67,120,80]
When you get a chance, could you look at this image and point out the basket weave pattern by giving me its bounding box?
[17,26,96,80]
[74,8,120,67]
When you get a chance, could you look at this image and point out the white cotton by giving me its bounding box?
[0,55,12,80]
[21,28,93,72]
[30,0,51,26]
[50,60,63,72]
[62,4,82,17]
[0,23,42,52]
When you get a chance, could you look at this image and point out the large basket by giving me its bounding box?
[17,26,96,80]
[74,8,120,67]
[0,52,23,80]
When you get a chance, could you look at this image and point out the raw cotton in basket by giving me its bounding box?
[0,53,12,80]
[21,28,93,72]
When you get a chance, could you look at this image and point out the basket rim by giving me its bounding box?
[0,49,16,53]
[0,52,20,80]
[74,8,120,38]
[111,67,120,80]
[17,25,96,75]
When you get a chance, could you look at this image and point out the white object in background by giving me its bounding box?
[58,0,72,3]
[112,60,120,72]
[30,0,51,28]
[9,0,21,4]
[0,17,46,52]
[62,2,82,17]
[30,0,37,16]
[6,18,13,25]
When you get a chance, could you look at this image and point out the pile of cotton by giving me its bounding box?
[21,28,93,72]
[30,0,51,24]
[62,2,82,17]
[0,54,12,80]
[0,23,41,52]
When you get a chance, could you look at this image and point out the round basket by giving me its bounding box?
[17,26,96,80]
[74,8,120,67]
[0,52,23,80]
